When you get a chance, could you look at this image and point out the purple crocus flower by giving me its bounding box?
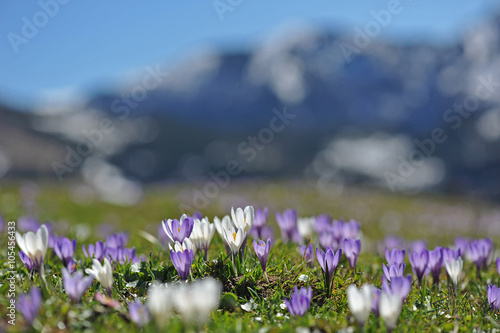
[162,216,194,243]
[342,220,360,239]
[468,238,493,272]
[106,232,129,248]
[170,249,194,281]
[427,247,443,286]
[105,246,121,263]
[66,258,77,274]
[123,247,143,264]
[488,285,500,311]
[276,209,300,243]
[82,241,107,262]
[299,244,314,267]
[19,251,35,275]
[253,208,268,230]
[284,286,312,316]
[453,238,469,259]
[54,237,76,265]
[129,300,151,327]
[316,247,342,281]
[314,214,332,234]
[442,248,461,264]
[319,232,338,251]
[385,248,405,266]
[253,237,271,273]
[331,220,345,243]
[18,287,42,325]
[106,246,142,264]
[250,226,274,243]
[343,238,361,269]
[409,249,429,286]
[250,208,274,241]
[382,275,412,302]
[62,268,94,303]
[497,258,500,275]
[383,262,406,281]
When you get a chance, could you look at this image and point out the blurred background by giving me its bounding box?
[1,1,500,206]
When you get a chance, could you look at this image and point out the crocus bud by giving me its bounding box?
[253,237,271,273]
[408,249,429,286]
[343,238,361,269]
[445,257,463,287]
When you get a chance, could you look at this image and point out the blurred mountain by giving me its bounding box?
[0,105,67,178]
[3,14,500,201]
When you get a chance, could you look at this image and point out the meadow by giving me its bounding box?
[1,181,499,332]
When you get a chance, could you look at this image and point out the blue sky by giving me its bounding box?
[0,0,499,110]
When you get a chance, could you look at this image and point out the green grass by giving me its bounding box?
[0,181,499,332]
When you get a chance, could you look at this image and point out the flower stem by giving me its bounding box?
[231,254,238,276]
[39,264,49,294]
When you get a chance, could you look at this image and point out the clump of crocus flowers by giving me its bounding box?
[8,205,500,332]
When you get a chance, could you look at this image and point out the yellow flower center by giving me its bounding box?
[232,232,237,241]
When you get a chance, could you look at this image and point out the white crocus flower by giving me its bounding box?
[231,206,254,233]
[214,215,233,237]
[297,217,316,240]
[85,258,113,296]
[16,224,49,269]
[222,225,246,256]
[190,218,215,259]
[347,284,374,325]
[379,292,402,331]
[445,257,463,286]
[172,277,222,328]
[147,283,172,329]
